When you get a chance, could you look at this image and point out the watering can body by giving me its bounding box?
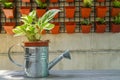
[24,46,49,77]
[8,41,71,78]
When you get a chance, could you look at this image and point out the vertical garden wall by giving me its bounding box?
[0,0,120,34]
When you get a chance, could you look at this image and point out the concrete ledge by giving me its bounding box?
[0,70,120,80]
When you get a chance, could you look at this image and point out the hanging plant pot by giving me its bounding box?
[3,22,15,35]
[50,0,58,3]
[111,8,120,17]
[51,22,60,34]
[20,6,31,15]
[65,22,76,33]
[3,8,15,19]
[81,25,91,33]
[49,7,59,19]
[80,7,92,18]
[22,0,30,3]
[96,6,107,18]
[111,23,120,33]
[96,23,106,33]
[36,8,46,18]
[65,6,76,18]
[97,0,105,2]
[66,0,74,2]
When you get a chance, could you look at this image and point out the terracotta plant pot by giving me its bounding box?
[96,6,107,18]
[51,22,60,34]
[50,0,58,3]
[97,0,105,2]
[3,8,14,18]
[65,6,76,18]
[111,8,120,17]
[22,0,30,2]
[3,22,15,34]
[24,40,49,47]
[49,7,59,19]
[66,0,74,2]
[36,9,46,18]
[96,23,106,33]
[81,25,91,33]
[20,6,31,15]
[65,22,76,33]
[80,7,92,18]
[111,23,120,33]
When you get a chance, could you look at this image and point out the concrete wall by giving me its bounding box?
[0,33,120,70]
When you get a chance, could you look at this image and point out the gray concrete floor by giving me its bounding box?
[0,70,120,80]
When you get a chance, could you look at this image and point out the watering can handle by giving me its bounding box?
[8,44,24,68]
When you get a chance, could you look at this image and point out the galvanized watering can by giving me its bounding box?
[8,42,71,78]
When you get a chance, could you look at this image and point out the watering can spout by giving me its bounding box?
[48,50,71,70]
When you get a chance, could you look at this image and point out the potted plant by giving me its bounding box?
[13,9,60,41]
[0,0,14,18]
[111,13,120,33]
[65,22,76,33]
[96,6,107,18]
[20,6,31,15]
[80,0,93,18]
[111,0,120,17]
[81,19,92,33]
[96,18,107,33]
[3,22,15,34]
[35,0,47,18]
[65,6,76,18]
[12,9,60,77]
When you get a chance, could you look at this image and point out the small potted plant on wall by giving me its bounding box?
[96,18,107,33]
[1,0,14,18]
[3,22,15,35]
[81,19,92,33]
[65,6,76,18]
[20,6,31,15]
[111,13,120,33]
[35,0,47,18]
[96,6,107,18]
[80,0,93,18]
[65,22,76,33]
[111,0,120,17]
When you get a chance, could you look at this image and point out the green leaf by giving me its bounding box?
[29,10,36,18]
[38,9,60,23]
[43,23,55,30]
[13,26,26,36]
